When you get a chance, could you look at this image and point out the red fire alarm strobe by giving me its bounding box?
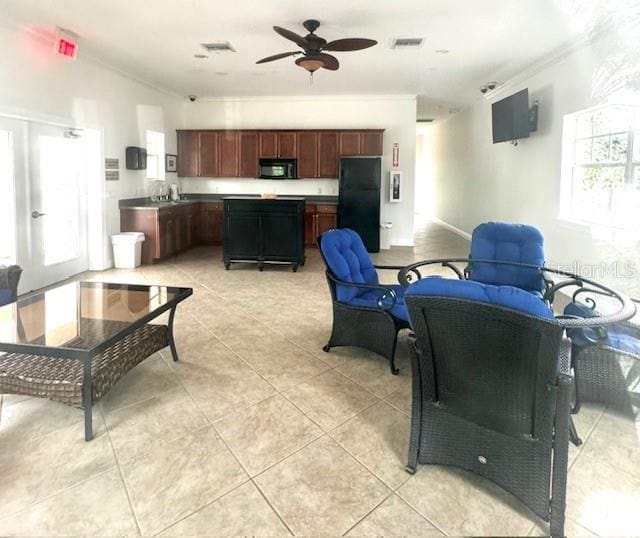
[55,36,78,59]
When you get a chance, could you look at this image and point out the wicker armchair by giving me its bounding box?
[318,228,413,375]
[405,277,572,537]
[564,297,640,415]
[0,265,22,306]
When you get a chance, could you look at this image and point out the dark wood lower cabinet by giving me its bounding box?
[223,198,305,271]
[304,203,338,247]
[121,201,222,264]
[122,199,334,264]
[199,202,224,244]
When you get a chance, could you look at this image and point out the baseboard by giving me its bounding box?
[431,217,472,241]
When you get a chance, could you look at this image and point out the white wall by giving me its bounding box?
[182,96,417,246]
[0,22,183,269]
[430,37,639,292]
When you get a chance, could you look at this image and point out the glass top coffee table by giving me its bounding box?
[0,281,192,440]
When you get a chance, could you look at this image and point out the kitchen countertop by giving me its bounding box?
[119,193,338,209]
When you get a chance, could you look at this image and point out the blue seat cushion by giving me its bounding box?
[0,289,12,307]
[320,228,378,303]
[349,284,409,322]
[469,221,545,293]
[406,277,554,319]
[320,228,409,322]
[564,302,640,356]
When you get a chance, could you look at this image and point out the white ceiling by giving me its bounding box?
[1,0,587,115]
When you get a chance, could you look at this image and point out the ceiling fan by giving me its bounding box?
[256,19,377,76]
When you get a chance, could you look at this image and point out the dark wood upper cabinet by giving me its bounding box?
[199,131,219,177]
[297,131,318,178]
[177,129,383,178]
[218,131,239,177]
[362,131,384,155]
[318,131,339,178]
[277,132,297,158]
[259,131,277,157]
[239,131,259,178]
[177,131,199,177]
[339,131,362,156]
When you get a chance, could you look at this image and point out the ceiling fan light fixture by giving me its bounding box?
[257,20,375,75]
[296,57,324,72]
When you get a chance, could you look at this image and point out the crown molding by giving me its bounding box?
[194,94,417,103]
[1,17,182,100]
[480,31,596,102]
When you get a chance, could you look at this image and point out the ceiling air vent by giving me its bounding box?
[201,42,236,53]
[391,37,424,49]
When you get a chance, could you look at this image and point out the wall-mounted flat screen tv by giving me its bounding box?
[492,89,530,143]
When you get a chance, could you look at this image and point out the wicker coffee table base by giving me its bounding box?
[0,323,170,440]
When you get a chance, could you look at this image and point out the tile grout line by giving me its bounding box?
[161,352,296,537]
[393,493,448,536]
[327,427,413,493]
[98,403,144,537]
[393,471,451,536]
[1,466,116,520]
[567,404,606,472]
[340,491,395,536]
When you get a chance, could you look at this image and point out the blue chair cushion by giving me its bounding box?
[564,302,640,356]
[320,228,409,322]
[406,277,554,319]
[0,289,12,307]
[469,221,545,293]
[349,284,409,322]
[320,228,379,303]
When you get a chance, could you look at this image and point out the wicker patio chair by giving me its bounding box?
[564,296,640,415]
[0,265,22,306]
[467,221,549,295]
[318,228,414,375]
[405,277,572,537]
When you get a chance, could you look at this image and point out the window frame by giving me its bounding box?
[560,104,639,231]
[145,130,166,181]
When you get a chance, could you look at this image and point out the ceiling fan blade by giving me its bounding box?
[317,53,340,71]
[256,51,301,64]
[273,26,308,48]
[323,38,377,52]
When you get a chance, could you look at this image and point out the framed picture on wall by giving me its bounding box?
[165,154,177,173]
[389,171,402,203]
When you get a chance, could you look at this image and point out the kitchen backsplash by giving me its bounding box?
[178,177,339,196]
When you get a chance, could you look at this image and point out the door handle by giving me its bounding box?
[31,211,47,219]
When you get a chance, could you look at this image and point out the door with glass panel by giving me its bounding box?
[0,119,89,294]
[0,118,25,278]
[25,123,88,291]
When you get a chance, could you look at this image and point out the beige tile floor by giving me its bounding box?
[1,222,639,536]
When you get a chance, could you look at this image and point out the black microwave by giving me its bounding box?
[259,158,297,179]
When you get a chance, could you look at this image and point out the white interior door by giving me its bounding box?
[0,119,21,268]
[25,123,88,291]
[0,118,90,294]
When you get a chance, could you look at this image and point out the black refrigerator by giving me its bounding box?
[338,157,381,252]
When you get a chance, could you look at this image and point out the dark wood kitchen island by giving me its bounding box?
[223,197,305,271]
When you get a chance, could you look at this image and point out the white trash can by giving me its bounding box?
[380,222,392,250]
[111,232,145,269]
